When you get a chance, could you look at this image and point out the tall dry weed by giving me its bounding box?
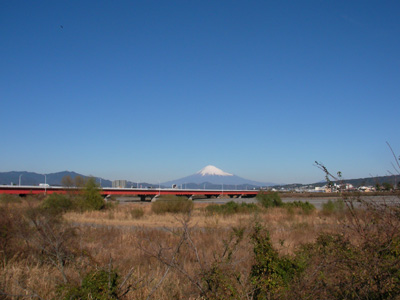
[4,196,386,299]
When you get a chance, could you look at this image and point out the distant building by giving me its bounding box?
[112,180,127,188]
[358,186,375,192]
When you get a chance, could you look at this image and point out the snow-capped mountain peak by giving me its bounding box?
[197,165,233,177]
[162,165,275,187]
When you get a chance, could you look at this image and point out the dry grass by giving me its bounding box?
[0,200,346,299]
[64,202,340,258]
[65,203,336,227]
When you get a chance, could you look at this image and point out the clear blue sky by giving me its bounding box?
[1,1,399,184]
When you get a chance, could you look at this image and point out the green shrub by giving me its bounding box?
[285,201,316,214]
[250,222,300,299]
[41,178,105,214]
[201,226,245,299]
[59,269,119,300]
[81,178,105,211]
[201,263,241,300]
[151,196,193,214]
[130,207,144,219]
[321,199,345,215]
[206,201,260,215]
[42,193,73,215]
[256,191,283,208]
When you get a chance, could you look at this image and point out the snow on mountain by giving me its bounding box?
[162,165,274,187]
[197,165,233,176]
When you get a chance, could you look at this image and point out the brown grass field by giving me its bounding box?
[1,194,399,299]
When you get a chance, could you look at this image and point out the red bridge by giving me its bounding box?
[0,185,259,201]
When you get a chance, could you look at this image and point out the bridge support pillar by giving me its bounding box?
[151,195,159,202]
[140,195,147,202]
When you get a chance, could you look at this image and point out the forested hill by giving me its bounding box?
[0,171,112,187]
[332,174,398,188]
[271,174,398,190]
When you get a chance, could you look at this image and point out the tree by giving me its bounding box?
[75,176,86,188]
[82,177,105,211]
[61,175,74,189]
[382,182,393,191]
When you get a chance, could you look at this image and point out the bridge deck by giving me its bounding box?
[0,185,259,197]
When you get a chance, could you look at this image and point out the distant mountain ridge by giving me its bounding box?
[0,171,113,187]
[0,171,161,188]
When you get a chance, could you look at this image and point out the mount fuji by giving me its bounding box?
[161,165,275,187]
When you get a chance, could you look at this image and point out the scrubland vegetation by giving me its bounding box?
[1,187,400,299]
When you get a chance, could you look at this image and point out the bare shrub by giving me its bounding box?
[137,213,255,299]
[129,207,145,219]
[21,207,79,284]
[0,194,22,204]
[291,199,400,299]
[0,205,25,265]
[295,160,400,299]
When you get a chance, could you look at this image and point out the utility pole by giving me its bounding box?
[44,174,47,195]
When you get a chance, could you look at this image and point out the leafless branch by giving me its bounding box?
[387,141,400,172]
[144,224,187,300]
